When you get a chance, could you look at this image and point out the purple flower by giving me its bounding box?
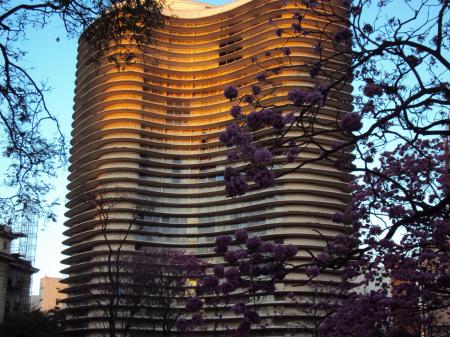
[243,95,254,104]
[227,150,241,161]
[332,28,352,43]
[332,212,345,223]
[256,73,266,82]
[250,252,264,264]
[274,265,286,280]
[235,229,249,243]
[362,100,375,113]
[232,302,246,315]
[246,236,263,251]
[261,242,275,253]
[252,167,275,187]
[363,82,383,97]
[202,275,219,288]
[252,147,273,165]
[282,47,291,56]
[246,110,264,130]
[363,23,373,34]
[215,234,232,254]
[224,167,238,181]
[213,264,225,278]
[388,205,406,218]
[340,112,363,132]
[185,297,203,312]
[306,266,320,278]
[287,140,300,163]
[285,244,298,258]
[219,123,251,147]
[237,317,251,333]
[224,85,239,100]
[306,90,323,104]
[221,280,237,294]
[176,317,188,331]
[283,112,295,124]
[225,266,240,281]
[230,105,243,119]
[369,226,382,235]
[406,55,420,67]
[215,234,232,246]
[245,310,261,324]
[239,261,253,275]
[252,85,261,96]
[255,108,284,129]
[191,313,203,326]
[224,250,239,264]
[274,244,287,261]
[235,249,248,259]
[309,62,321,78]
[226,174,248,197]
[317,252,331,264]
[288,88,307,106]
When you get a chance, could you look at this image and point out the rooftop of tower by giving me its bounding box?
[164,0,252,18]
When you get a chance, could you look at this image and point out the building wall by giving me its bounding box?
[62,0,352,335]
[0,258,9,322]
[6,263,33,315]
[0,226,37,322]
[39,277,68,312]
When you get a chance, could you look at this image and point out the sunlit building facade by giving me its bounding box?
[62,0,352,336]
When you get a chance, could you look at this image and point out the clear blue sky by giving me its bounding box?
[26,0,233,294]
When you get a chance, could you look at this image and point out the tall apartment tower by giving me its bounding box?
[62,0,351,335]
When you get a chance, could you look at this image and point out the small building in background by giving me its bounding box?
[0,224,38,322]
[38,276,68,312]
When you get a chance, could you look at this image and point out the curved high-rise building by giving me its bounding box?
[62,0,352,336]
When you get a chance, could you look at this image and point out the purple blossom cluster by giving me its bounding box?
[180,229,300,335]
[363,82,383,97]
[282,47,291,56]
[332,27,353,43]
[256,73,266,82]
[319,138,450,336]
[286,139,300,163]
[288,87,324,106]
[230,105,243,120]
[219,123,251,147]
[224,85,239,100]
[246,108,288,131]
[340,112,363,132]
[224,167,248,197]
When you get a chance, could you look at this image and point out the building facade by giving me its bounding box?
[0,225,37,322]
[62,0,352,335]
[38,277,68,312]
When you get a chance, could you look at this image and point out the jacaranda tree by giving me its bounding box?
[181,0,449,336]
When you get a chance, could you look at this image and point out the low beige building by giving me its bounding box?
[38,276,68,312]
[0,225,37,322]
